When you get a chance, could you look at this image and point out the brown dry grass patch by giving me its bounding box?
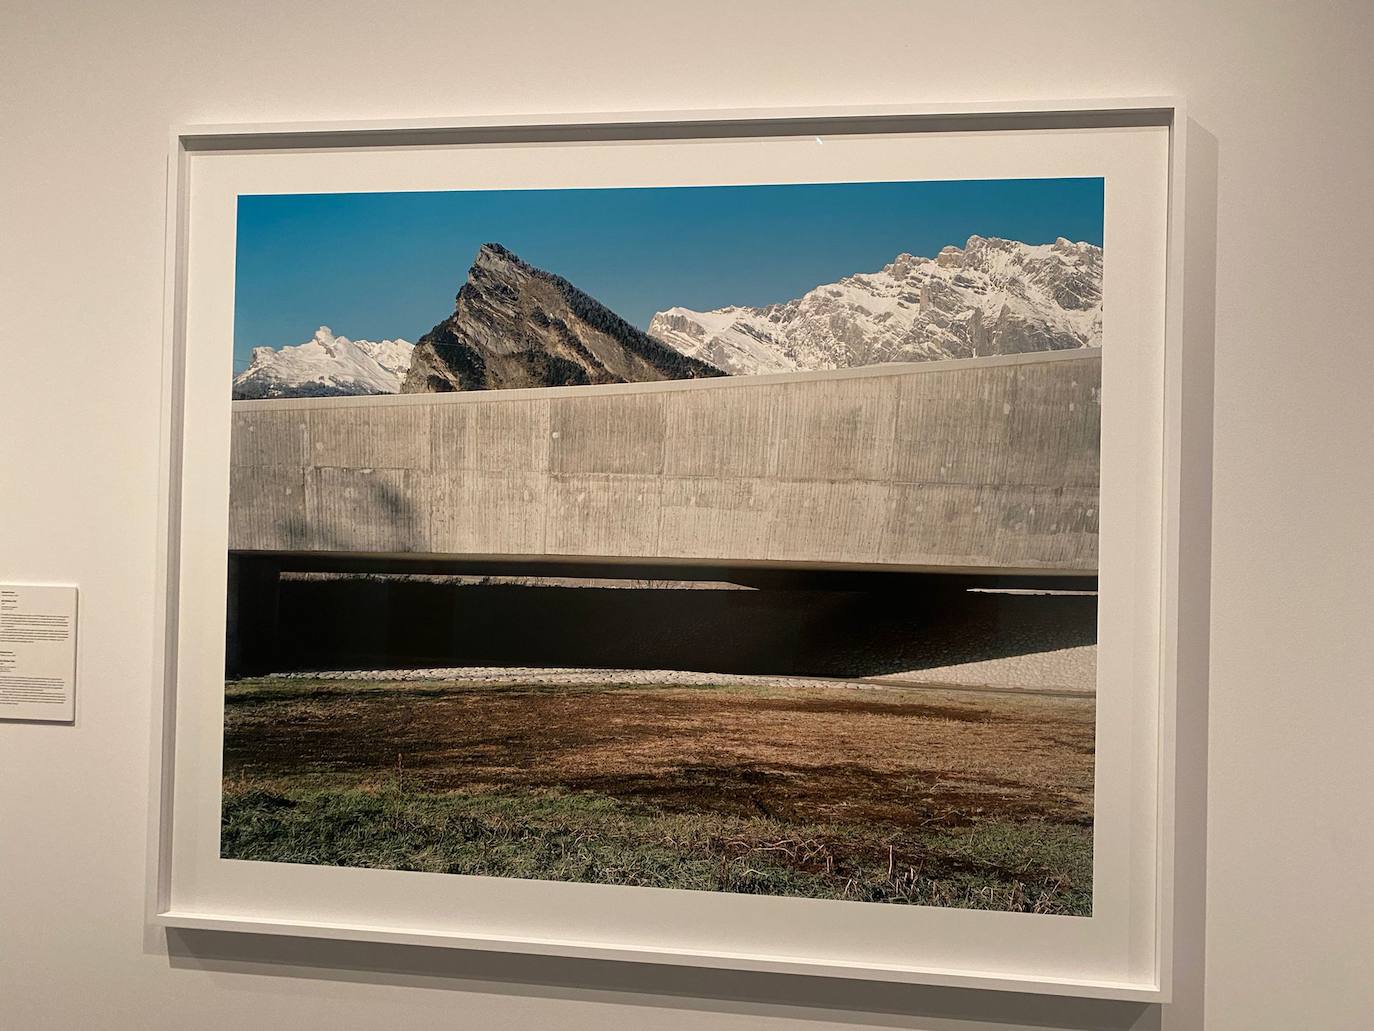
[224,679,1094,831]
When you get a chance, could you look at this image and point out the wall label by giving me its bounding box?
[0,584,77,722]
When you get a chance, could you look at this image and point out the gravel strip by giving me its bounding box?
[263,665,1093,696]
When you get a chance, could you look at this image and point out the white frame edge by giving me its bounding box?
[147,98,1201,1005]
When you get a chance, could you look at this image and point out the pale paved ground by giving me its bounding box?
[877,643,1097,693]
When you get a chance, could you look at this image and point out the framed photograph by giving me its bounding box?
[149,100,1204,1001]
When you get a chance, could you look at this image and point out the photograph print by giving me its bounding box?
[222,176,1104,915]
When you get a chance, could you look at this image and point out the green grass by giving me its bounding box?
[221,779,1092,914]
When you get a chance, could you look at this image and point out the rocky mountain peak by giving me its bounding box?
[885,253,919,278]
[475,240,517,262]
[402,244,724,393]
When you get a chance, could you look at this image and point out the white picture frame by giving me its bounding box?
[147,99,1209,1003]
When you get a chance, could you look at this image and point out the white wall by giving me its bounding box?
[2,2,1371,1029]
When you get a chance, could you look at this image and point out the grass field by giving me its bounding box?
[221,676,1095,913]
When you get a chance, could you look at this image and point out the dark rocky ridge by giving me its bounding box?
[402,243,725,392]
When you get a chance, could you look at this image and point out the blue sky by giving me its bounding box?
[233,177,1104,370]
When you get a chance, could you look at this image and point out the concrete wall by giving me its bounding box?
[229,351,1101,575]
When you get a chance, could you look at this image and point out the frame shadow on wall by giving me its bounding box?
[163,927,1156,1030]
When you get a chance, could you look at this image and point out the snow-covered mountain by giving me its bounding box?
[232,326,415,399]
[647,236,1102,376]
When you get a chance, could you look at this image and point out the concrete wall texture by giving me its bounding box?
[5,3,1374,1030]
[229,351,1101,574]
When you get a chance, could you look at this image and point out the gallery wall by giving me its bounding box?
[2,2,1371,1029]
